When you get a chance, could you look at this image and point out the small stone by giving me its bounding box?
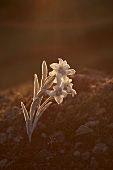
[73,151,81,157]
[82,151,90,160]
[51,131,65,143]
[107,123,113,129]
[76,125,93,135]
[74,142,83,149]
[92,143,108,154]
[0,159,9,168]
[0,133,7,144]
[60,149,65,154]
[90,157,98,170]
[87,120,99,127]
[13,135,23,143]
[38,149,53,160]
[41,133,47,138]
[6,126,14,134]
[107,137,113,146]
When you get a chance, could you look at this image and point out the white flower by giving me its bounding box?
[49,58,76,80]
[63,77,77,97]
[46,82,67,104]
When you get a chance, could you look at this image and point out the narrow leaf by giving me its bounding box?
[32,96,43,123]
[32,102,52,132]
[21,102,29,121]
[34,74,39,98]
[41,61,48,87]
[39,96,53,111]
[38,101,52,120]
[30,97,40,121]
[43,75,55,89]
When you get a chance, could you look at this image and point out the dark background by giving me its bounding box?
[0,0,113,90]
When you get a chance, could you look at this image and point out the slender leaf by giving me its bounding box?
[30,97,40,120]
[32,102,52,132]
[21,102,29,121]
[39,96,53,111]
[43,75,55,89]
[41,61,48,87]
[34,74,39,98]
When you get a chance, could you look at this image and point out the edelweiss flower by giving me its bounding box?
[49,58,75,80]
[46,82,67,104]
[63,77,77,97]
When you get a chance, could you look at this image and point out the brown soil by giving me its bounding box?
[0,68,113,170]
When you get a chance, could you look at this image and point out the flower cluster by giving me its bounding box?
[21,58,76,141]
[46,58,76,104]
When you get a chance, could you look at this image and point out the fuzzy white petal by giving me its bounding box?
[71,89,77,97]
[60,82,64,89]
[63,64,70,70]
[53,86,58,91]
[50,63,59,69]
[46,90,56,96]
[54,96,63,104]
[49,70,56,76]
[58,58,64,66]
[67,69,76,75]
[61,90,67,97]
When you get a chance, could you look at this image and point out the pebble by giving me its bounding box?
[82,151,90,160]
[0,133,7,144]
[74,142,83,149]
[90,157,98,170]
[87,120,99,127]
[0,159,9,168]
[60,149,65,154]
[107,123,113,129]
[51,131,65,143]
[73,150,81,157]
[38,149,53,160]
[76,125,93,135]
[92,143,108,154]
[41,133,47,138]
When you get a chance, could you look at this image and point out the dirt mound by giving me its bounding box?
[0,69,113,170]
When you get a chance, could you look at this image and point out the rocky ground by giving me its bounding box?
[0,68,113,170]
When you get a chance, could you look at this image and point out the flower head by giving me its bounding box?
[49,58,75,80]
[46,82,67,104]
[63,77,77,97]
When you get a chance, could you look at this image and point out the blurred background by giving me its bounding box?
[0,0,113,90]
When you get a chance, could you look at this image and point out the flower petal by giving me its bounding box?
[54,96,63,104]
[60,82,64,89]
[58,58,63,66]
[63,64,70,70]
[53,85,58,91]
[49,70,56,76]
[50,63,59,69]
[71,89,77,97]
[67,86,71,92]
[46,90,56,96]
[67,69,76,75]
[61,90,67,97]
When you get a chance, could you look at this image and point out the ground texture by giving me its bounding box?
[0,69,113,170]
